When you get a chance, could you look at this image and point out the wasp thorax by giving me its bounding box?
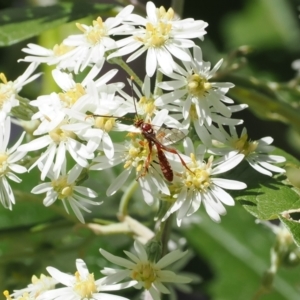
[141,123,153,134]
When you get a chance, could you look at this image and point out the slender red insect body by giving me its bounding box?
[157,145,173,181]
[135,119,174,181]
[136,118,193,181]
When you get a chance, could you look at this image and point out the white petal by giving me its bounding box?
[100,249,135,269]
[46,267,74,286]
[106,169,131,196]
[212,178,247,190]
[146,48,157,77]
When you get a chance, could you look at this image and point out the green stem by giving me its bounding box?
[118,179,138,217]
[155,214,173,256]
[154,70,163,97]
[107,56,143,88]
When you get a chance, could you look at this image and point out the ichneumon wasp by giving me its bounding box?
[130,77,192,181]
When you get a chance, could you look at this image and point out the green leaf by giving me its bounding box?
[229,149,300,220]
[279,216,300,248]
[0,1,114,46]
[181,206,300,300]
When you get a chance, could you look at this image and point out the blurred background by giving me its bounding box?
[0,0,300,299]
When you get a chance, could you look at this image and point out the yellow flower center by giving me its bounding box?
[3,290,30,300]
[73,271,97,298]
[53,43,74,56]
[0,73,15,109]
[182,153,212,191]
[0,152,9,175]
[187,73,212,98]
[49,126,77,144]
[58,83,86,108]
[77,17,107,45]
[231,133,258,156]
[51,175,74,200]
[136,6,174,48]
[138,96,156,117]
[131,262,157,290]
[94,116,116,132]
[123,137,152,176]
[157,6,175,21]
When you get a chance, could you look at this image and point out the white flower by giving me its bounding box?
[31,162,99,223]
[119,75,179,120]
[18,117,93,180]
[208,125,286,176]
[162,138,246,224]
[62,5,134,73]
[100,240,191,300]
[90,110,186,205]
[29,62,107,133]
[108,1,208,77]
[0,63,40,122]
[65,79,133,159]
[91,137,170,206]
[37,259,134,300]
[0,117,27,210]
[19,43,77,71]
[156,46,247,144]
[4,274,57,300]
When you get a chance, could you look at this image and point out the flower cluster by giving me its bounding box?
[4,242,190,300]
[0,2,287,298]
[0,1,285,223]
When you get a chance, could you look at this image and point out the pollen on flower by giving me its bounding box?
[137,21,172,48]
[0,152,8,175]
[58,83,86,108]
[0,75,14,109]
[157,6,175,21]
[3,290,30,300]
[77,17,107,45]
[94,116,116,132]
[187,73,212,97]
[123,138,151,175]
[49,127,77,143]
[51,176,74,199]
[131,261,157,290]
[232,133,258,156]
[0,73,8,84]
[53,43,74,57]
[73,271,97,298]
[139,96,156,117]
[183,153,212,191]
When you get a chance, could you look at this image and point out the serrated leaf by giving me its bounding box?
[280,215,300,248]
[0,1,114,46]
[229,148,300,220]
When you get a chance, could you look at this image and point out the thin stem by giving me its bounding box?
[118,179,138,217]
[154,69,163,97]
[155,214,173,256]
[107,56,143,88]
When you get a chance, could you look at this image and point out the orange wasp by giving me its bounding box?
[131,80,191,181]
